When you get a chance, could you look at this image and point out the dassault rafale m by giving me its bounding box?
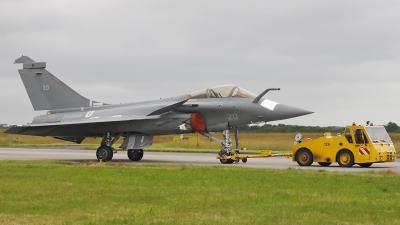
[5,56,313,164]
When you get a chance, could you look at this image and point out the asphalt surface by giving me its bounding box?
[0,147,399,173]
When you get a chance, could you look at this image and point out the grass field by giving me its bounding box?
[1,129,400,224]
[1,129,400,154]
[0,161,399,225]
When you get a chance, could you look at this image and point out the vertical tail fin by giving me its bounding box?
[15,56,92,111]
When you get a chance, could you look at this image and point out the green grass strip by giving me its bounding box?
[0,161,399,224]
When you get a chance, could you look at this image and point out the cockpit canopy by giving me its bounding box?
[188,84,257,99]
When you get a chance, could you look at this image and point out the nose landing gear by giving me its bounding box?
[200,127,247,164]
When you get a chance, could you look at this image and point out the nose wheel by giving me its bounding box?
[218,151,234,164]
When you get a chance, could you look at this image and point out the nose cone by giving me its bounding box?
[265,103,313,121]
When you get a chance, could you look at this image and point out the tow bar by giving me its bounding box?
[217,150,292,163]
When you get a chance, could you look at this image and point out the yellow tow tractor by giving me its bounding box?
[293,122,396,167]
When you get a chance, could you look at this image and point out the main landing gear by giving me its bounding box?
[96,133,121,162]
[200,126,246,164]
[127,149,144,161]
[95,133,146,162]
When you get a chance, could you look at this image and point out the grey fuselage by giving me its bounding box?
[13,95,309,138]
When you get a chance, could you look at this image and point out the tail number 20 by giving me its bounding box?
[227,113,239,120]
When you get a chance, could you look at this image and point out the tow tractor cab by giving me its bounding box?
[293,122,396,167]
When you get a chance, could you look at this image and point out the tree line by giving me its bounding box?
[1,122,399,132]
[385,122,400,132]
[239,122,400,133]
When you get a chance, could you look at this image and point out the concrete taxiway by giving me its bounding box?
[0,147,399,173]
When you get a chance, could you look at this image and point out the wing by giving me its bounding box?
[5,99,190,137]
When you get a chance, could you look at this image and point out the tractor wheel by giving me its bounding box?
[337,150,354,167]
[296,148,313,166]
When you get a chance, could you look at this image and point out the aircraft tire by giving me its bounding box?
[318,162,331,167]
[359,163,373,167]
[96,146,113,162]
[337,150,354,167]
[296,148,313,166]
[219,152,234,164]
[128,149,144,161]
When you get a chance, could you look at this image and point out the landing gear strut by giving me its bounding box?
[96,133,121,162]
[200,127,245,164]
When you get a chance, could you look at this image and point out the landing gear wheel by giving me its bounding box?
[318,162,332,167]
[96,146,113,162]
[242,158,247,163]
[219,151,234,164]
[127,149,144,161]
[337,150,354,167]
[359,163,373,168]
[296,148,313,166]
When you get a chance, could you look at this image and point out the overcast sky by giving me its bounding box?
[1,0,399,127]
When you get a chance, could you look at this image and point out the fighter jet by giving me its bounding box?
[5,56,313,163]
